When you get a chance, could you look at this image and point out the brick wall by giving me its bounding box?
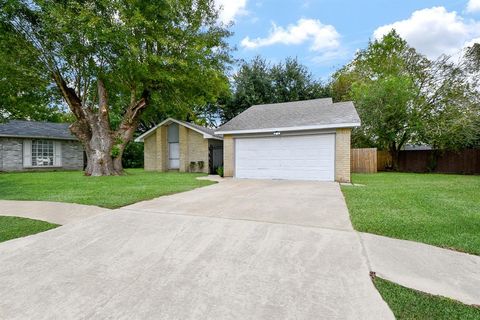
[223,135,234,177]
[186,129,209,173]
[143,133,157,170]
[0,138,22,171]
[335,128,351,182]
[61,140,84,170]
[179,125,188,172]
[142,124,219,173]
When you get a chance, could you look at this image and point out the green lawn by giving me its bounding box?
[374,277,480,319]
[0,169,214,208]
[341,173,480,255]
[0,216,59,243]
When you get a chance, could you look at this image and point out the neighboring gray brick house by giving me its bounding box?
[0,120,84,172]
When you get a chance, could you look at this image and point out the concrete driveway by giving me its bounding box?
[124,179,354,231]
[0,179,393,319]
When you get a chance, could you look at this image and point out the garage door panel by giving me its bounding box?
[235,134,335,181]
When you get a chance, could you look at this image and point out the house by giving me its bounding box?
[0,120,84,171]
[135,118,223,174]
[215,98,361,182]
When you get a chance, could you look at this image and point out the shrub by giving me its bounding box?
[122,142,144,168]
[197,161,204,170]
[189,161,196,172]
[216,166,224,177]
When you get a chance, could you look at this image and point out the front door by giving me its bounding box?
[169,142,180,169]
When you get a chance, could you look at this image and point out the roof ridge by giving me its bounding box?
[8,119,71,125]
[252,98,333,108]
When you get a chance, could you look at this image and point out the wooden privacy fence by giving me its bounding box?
[377,150,392,171]
[351,148,377,173]
[398,149,480,174]
[352,148,480,174]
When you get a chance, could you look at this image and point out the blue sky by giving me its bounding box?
[215,0,480,80]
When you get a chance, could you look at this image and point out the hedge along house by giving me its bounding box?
[135,118,223,174]
[215,98,361,182]
[0,120,84,172]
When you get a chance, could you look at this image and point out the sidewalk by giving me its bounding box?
[360,232,480,306]
[0,200,110,225]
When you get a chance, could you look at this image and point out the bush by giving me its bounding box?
[189,161,196,172]
[216,166,224,177]
[197,161,204,170]
[122,142,144,168]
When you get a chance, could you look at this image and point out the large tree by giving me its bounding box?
[221,56,328,121]
[0,0,231,175]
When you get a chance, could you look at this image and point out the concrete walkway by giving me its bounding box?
[360,232,480,306]
[0,200,109,225]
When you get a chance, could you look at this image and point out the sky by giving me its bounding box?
[215,0,480,80]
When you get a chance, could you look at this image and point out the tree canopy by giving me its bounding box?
[0,0,232,175]
[221,56,329,121]
[330,31,480,168]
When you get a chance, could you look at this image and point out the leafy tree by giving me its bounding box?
[418,54,480,151]
[331,31,479,169]
[351,75,418,165]
[1,0,231,175]
[221,56,273,121]
[0,23,65,122]
[221,56,328,121]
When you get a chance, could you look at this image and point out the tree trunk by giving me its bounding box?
[52,73,148,176]
[389,147,400,171]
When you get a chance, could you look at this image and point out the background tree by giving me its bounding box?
[0,23,65,122]
[331,31,479,169]
[221,56,329,121]
[1,0,231,175]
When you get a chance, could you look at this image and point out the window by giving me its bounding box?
[32,140,54,166]
[23,139,62,168]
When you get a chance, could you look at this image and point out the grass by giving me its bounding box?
[0,169,215,208]
[374,277,480,319]
[341,173,480,255]
[0,216,59,243]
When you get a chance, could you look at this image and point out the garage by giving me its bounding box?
[235,134,335,181]
[215,98,361,182]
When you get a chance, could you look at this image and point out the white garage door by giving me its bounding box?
[235,134,335,181]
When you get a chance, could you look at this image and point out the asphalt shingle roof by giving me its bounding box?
[216,98,360,133]
[0,120,77,140]
[177,120,220,137]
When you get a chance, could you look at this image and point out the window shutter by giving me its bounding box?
[23,140,32,167]
[54,141,62,166]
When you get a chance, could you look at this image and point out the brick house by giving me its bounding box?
[0,120,84,172]
[135,118,223,174]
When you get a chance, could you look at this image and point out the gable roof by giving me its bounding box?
[134,118,222,142]
[0,120,77,140]
[215,98,361,135]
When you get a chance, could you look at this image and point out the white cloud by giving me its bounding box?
[373,7,480,58]
[467,0,480,13]
[214,0,247,24]
[241,18,340,52]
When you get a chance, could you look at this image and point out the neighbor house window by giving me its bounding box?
[32,140,54,166]
[23,139,62,167]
